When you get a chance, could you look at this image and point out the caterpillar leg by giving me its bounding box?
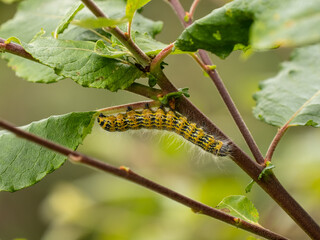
[97,107,230,157]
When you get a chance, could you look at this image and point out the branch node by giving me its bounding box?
[68,154,83,163]
[150,43,174,74]
[205,64,216,72]
[191,208,201,214]
[124,31,130,39]
[233,217,241,225]
[119,165,130,173]
[184,12,190,22]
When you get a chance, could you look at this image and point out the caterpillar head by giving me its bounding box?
[97,113,117,131]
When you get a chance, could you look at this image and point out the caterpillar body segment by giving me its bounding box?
[97,108,230,157]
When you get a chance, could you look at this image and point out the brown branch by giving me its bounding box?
[153,72,266,181]
[167,0,264,165]
[188,0,201,20]
[2,1,320,238]
[166,0,191,28]
[0,118,288,240]
[0,38,159,100]
[1,39,317,238]
[150,43,174,73]
[167,1,320,239]
[198,50,264,164]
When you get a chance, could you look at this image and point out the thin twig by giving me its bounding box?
[188,0,201,20]
[150,43,174,73]
[0,118,288,240]
[0,38,37,62]
[167,0,192,28]
[264,124,289,163]
[197,50,264,165]
[167,0,191,27]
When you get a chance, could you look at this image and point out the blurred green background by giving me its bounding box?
[1,0,320,239]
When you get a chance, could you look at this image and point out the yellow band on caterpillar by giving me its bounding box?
[98,108,230,157]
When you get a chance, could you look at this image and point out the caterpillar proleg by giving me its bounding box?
[97,107,230,157]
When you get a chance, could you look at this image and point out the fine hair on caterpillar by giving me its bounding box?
[97,106,231,157]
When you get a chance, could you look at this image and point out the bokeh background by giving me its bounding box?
[1,0,320,239]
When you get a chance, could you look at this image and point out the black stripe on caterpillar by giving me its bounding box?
[97,107,230,157]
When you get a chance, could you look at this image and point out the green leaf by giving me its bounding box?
[245,180,255,193]
[148,74,157,87]
[175,0,320,58]
[0,0,20,3]
[175,0,254,58]
[216,195,259,224]
[0,0,161,43]
[4,36,22,45]
[0,0,162,84]
[94,40,130,59]
[258,162,275,180]
[0,112,96,192]
[73,17,128,29]
[94,33,171,59]
[251,0,320,49]
[126,0,151,22]
[159,88,190,105]
[253,44,320,127]
[22,37,144,91]
[0,0,80,83]
[180,87,190,98]
[2,54,63,83]
[132,32,169,56]
[53,2,84,38]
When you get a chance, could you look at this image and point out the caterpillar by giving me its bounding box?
[97,107,230,157]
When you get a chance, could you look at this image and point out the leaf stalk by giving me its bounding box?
[0,38,37,62]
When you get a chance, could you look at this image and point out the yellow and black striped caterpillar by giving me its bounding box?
[97,107,230,157]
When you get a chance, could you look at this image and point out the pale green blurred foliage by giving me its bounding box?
[1,0,320,240]
[40,130,249,240]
